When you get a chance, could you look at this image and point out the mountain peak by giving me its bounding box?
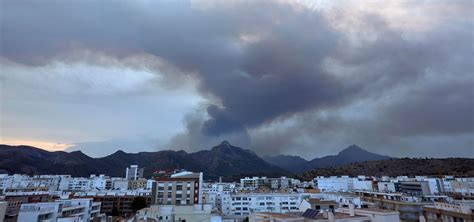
[111,150,127,155]
[219,140,232,147]
[338,144,366,155]
[210,141,258,157]
[213,140,237,152]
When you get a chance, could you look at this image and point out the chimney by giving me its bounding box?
[349,204,355,217]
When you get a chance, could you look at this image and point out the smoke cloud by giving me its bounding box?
[1,0,473,157]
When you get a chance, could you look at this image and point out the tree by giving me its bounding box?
[131,196,148,212]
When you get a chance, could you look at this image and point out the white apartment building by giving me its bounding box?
[315,176,375,192]
[315,176,352,192]
[67,177,93,191]
[202,183,234,215]
[17,198,103,222]
[240,177,266,190]
[338,206,400,222]
[0,174,13,190]
[422,201,474,222]
[240,176,297,190]
[352,179,374,191]
[137,204,220,222]
[89,174,109,190]
[126,165,144,180]
[321,193,363,207]
[58,175,73,190]
[112,178,129,190]
[377,181,396,193]
[230,193,305,216]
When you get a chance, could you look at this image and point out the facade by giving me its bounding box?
[378,182,397,193]
[112,178,129,190]
[352,179,374,191]
[136,204,218,222]
[0,201,6,221]
[315,176,352,192]
[240,177,296,190]
[126,165,144,181]
[422,201,474,222]
[249,211,372,222]
[128,179,149,190]
[202,183,233,215]
[308,198,339,211]
[2,193,51,222]
[17,198,103,222]
[152,171,203,206]
[338,207,400,222]
[400,181,431,196]
[85,194,152,218]
[356,191,432,221]
[229,193,304,216]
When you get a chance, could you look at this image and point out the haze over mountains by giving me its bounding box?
[1,141,470,180]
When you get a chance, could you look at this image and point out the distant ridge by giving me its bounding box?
[2,143,470,180]
[0,141,285,180]
[263,144,392,172]
[299,158,474,180]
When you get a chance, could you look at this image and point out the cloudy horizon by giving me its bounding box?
[1,0,473,159]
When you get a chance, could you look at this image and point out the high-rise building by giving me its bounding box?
[125,165,144,180]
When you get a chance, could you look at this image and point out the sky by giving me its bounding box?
[0,0,473,158]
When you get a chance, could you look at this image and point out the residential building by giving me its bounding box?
[422,201,474,222]
[338,206,400,222]
[136,204,219,222]
[126,165,144,181]
[2,193,51,222]
[84,194,152,218]
[314,176,352,192]
[17,198,103,222]
[308,198,339,211]
[152,171,203,205]
[356,191,433,221]
[400,181,431,196]
[378,181,396,193]
[112,178,129,190]
[229,193,304,216]
[250,210,372,222]
[240,177,296,190]
[128,179,149,190]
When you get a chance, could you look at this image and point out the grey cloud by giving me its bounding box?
[1,0,473,156]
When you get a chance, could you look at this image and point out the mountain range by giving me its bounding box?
[0,141,426,179]
[263,144,392,172]
[0,141,283,180]
[299,158,474,180]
